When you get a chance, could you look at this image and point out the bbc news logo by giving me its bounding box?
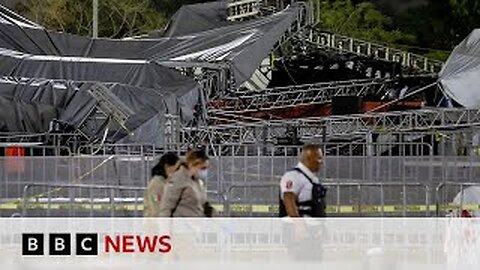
[22,233,172,256]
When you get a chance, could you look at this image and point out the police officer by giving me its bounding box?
[279,144,327,217]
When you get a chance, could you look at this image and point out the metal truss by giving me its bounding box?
[294,108,480,137]
[314,108,480,136]
[158,62,233,99]
[227,0,291,21]
[307,29,444,74]
[232,1,312,91]
[181,121,313,145]
[227,0,262,21]
[87,83,134,133]
[216,78,395,112]
[178,110,327,144]
[176,109,480,145]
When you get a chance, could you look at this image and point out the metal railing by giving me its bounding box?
[223,182,431,217]
[0,132,86,148]
[24,138,440,159]
[1,145,72,156]
[19,183,226,218]
[203,142,434,157]
[9,153,480,208]
[2,141,480,218]
[12,180,437,217]
[10,182,480,217]
[0,142,438,218]
[22,183,146,217]
[227,0,262,21]
[9,180,480,217]
[310,30,444,74]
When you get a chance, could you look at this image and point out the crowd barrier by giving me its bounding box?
[1,180,475,217]
[1,142,479,217]
[223,182,430,217]
[1,142,439,201]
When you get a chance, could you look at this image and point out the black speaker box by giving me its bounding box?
[331,96,362,115]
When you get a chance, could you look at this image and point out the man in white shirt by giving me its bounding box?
[279,144,326,217]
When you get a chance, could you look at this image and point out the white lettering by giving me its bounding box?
[55,238,65,251]
[28,238,38,251]
[81,238,92,251]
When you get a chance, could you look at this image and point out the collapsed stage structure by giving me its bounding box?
[3,0,480,218]
[0,0,478,156]
[157,0,480,158]
[0,1,310,148]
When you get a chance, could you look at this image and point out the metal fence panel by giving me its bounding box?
[2,142,480,217]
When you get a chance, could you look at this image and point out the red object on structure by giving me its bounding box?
[362,101,423,113]
[6,146,25,157]
[5,146,26,173]
[242,101,424,120]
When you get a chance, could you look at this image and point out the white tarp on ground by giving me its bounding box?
[439,29,480,108]
[453,186,480,217]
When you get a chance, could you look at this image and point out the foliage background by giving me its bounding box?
[9,0,480,60]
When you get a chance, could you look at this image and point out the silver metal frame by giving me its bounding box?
[175,108,480,144]
[228,0,262,21]
[308,29,444,74]
[223,182,431,217]
[217,78,395,112]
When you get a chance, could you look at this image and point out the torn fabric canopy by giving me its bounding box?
[0,2,305,87]
[0,77,201,145]
[439,29,480,108]
[163,0,229,37]
[150,3,305,87]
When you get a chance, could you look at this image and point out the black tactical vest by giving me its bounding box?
[279,168,327,217]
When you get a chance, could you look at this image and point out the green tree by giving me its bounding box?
[151,0,212,18]
[394,0,453,51]
[449,0,480,19]
[394,0,479,52]
[320,0,416,45]
[17,0,166,38]
[449,0,480,40]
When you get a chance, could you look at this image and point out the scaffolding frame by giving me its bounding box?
[308,29,444,74]
[227,0,296,21]
[216,78,395,112]
[227,0,262,21]
[310,108,480,135]
[174,108,480,144]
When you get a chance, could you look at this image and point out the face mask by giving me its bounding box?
[198,169,208,180]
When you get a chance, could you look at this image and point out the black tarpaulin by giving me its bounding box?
[0,77,200,144]
[0,4,207,145]
[0,48,198,92]
[0,77,74,132]
[0,2,303,87]
[149,3,304,87]
[0,96,58,132]
[0,47,202,120]
[0,2,304,143]
[163,1,228,37]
